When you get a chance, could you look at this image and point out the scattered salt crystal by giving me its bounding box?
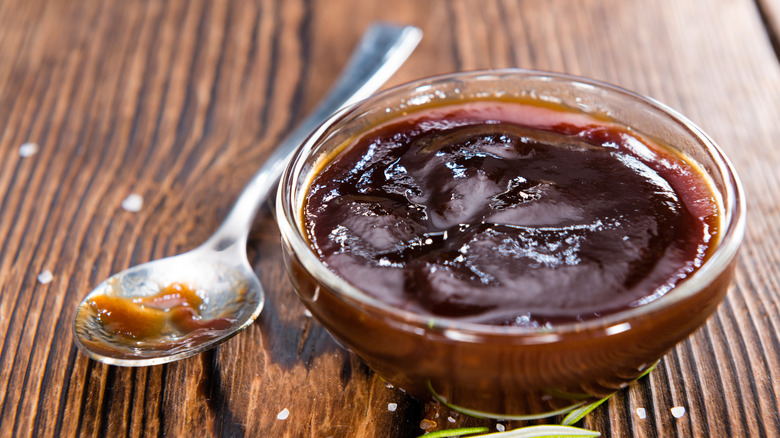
[447,416,456,423]
[303,308,312,317]
[496,424,506,432]
[385,382,394,389]
[276,408,290,420]
[37,270,53,284]
[636,407,647,419]
[387,403,397,412]
[671,406,686,418]
[19,142,39,157]
[121,193,143,212]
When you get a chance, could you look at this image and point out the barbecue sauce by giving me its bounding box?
[303,100,719,326]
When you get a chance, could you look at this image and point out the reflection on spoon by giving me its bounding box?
[73,23,423,366]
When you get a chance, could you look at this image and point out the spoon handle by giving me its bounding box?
[205,23,422,250]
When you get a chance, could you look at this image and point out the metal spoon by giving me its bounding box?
[73,24,422,366]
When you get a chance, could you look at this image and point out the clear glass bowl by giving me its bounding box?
[276,69,745,418]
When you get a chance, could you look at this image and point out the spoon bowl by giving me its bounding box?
[74,242,262,365]
[73,23,422,366]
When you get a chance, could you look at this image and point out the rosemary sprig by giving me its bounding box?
[419,427,490,438]
[419,360,660,438]
[636,361,659,380]
[426,380,586,421]
[418,424,600,438]
[560,395,612,426]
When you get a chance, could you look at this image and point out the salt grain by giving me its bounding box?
[276,408,290,420]
[387,403,397,412]
[37,270,53,285]
[636,408,647,419]
[447,416,456,423]
[121,193,143,212]
[496,424,505,432]
[671,406,686,418]
[19,142,39,157]
[303,308,312,317]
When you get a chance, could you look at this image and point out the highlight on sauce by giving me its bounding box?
[84,282,235,348]
[303,100,720,326]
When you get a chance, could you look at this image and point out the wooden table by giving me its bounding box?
[2,0,779,436]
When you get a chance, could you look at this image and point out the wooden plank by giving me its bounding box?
[0,0,779,436]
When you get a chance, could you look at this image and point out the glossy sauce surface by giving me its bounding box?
[304,101,719,326]
[86,282,234,343]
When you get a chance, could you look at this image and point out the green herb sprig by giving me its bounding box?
[417,362,659,438]
[417,424,600,438]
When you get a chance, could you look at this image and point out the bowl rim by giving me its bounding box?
[276,68,746,342]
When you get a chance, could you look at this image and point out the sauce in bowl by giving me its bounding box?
[303,100,719,327]
[277,70,744,417]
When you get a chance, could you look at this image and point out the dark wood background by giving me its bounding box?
[1,0,780,436]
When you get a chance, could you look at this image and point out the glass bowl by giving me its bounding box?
[275,69,745,418]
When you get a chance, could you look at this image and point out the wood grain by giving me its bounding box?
[1,0,779,436]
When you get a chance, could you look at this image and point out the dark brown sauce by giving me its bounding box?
[304,101,719,326]
[87,282,234,342]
